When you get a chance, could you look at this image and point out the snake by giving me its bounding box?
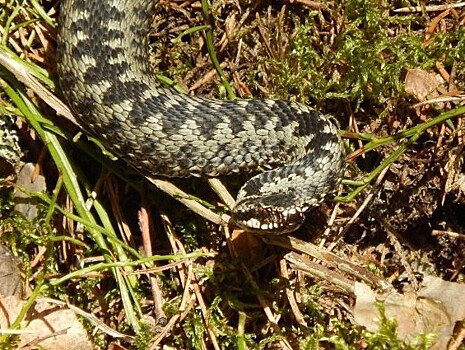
[56,0,346,234]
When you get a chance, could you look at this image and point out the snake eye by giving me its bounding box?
[231,201,306,234]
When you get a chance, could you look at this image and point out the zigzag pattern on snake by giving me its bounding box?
[56,0,346,234]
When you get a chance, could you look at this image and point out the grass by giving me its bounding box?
[0,0,464,349]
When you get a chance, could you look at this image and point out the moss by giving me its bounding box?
[269,0,463,112]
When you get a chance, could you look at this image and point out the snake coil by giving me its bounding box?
[57,0,346,234]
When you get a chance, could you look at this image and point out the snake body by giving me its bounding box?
[57,0,346,234]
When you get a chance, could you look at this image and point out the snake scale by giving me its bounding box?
[57,0,346,234]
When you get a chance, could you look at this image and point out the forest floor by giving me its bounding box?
[0,0,465,349]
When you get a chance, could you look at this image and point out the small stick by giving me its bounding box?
[393,3,465,13]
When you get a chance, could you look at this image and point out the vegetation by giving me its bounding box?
[0,0,464,349]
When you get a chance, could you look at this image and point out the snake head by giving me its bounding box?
[231,197,307,234]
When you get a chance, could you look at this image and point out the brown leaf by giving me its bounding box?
[0,245,22,298]
[230,229,265,266]
[0,296,93,350]
[404,68,442,102]
[354,276,465,349]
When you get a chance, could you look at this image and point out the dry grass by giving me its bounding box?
[0,0,464,349]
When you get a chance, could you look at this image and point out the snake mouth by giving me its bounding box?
[231,202,307,234]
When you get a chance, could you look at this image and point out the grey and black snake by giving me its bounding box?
[57,0,346,234]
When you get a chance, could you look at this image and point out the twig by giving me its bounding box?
[330,165,390,251]
[285,252,355,293]
[189,62,228,92]
[191,278,221,350]
[208,178,235,209]
[148,215,200,349]
[373,214,419,290]
[393,3,465,13]
[139,194,167,326]
[147,177,230,226]
[0,47,78,126]
[263,235,391,291]
[42,298,133,340]
[431,229,465,240]
[448,322,465,350]
[412,95,465,108]
[287,0,325,10]
[280,258,307,327]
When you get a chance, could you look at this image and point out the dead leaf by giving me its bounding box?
[405,68,442,102]
[0,296,93,350]
[230,229,265,266]
[354,276,465,349]
[0,245,22,298]
[14,163,47,221]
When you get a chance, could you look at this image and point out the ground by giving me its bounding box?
[0,0,464,349]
